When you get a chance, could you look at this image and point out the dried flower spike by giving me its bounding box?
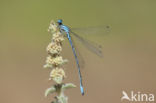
[44,20,76,103]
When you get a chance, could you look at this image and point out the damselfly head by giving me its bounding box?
[57,19,63,25]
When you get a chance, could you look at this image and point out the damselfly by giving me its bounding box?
[57,19,110,95]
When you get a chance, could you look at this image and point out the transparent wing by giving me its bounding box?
[70,35,85,69]
[70,31,103,57]
[71,25,111,35]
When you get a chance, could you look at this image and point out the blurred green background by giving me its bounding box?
[0,0,156,103]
